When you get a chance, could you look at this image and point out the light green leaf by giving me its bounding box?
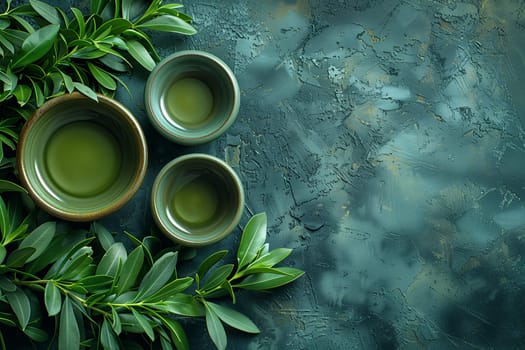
[206,302,260,334]
[122,0,132,19]
[6,289,31,330]
[73,82,98,101]
[6,247,36,268]
[30,0,61,25]
[87,62,117,90]
[205,304,227,350]
[136,15,196,35]
[12,24,60,69]
[235,267,304,291]
[201,264,234,292]
[197,250,228,283]
[59,297,80,350]
[96,242,127,277]
[136,251,177,300]
[91,222,114,251]
[101,318,119,350]
[237,213,267,269]
[131,308,154,341]
[116,245,144,294]
[143,276,193,302]
[13,84,31,106]
[19,222,56,263]
[158,293,205,317]
[125,39,155,71]
[0,180,26,193]
[162,318,189,350]
[44,282,61,316]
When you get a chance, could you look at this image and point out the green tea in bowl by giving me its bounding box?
[17,93,148,222]
[151,154,244,246]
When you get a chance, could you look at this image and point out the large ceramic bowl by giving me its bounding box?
[17,93,148,222]
[145,50,240,145]
[151,154,244,246]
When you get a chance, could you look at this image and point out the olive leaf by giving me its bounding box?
[96,242,127,277]
[59,297,80,350]
[6,288,31,330]
[234,267,305,291]
[196,249,228,284]
[116,245,144,294]
[0,180,26,193]
[136,15,196,35]
[135,251,178,300]
[12,24,59,69]
[200,264,234,292]
[44,282,61,316]
[131,308,154,341]
[205,302,260,334]
[205,304,227,350]
[162,317,189,350]
[125,39,155,71]
[237,212,267,269]
[18,221,56,263]
[29,0,61,25]
[101,318,120,350]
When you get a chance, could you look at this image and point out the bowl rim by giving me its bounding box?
[151,153,245,246]
[144,50,241,145]
[17,92,148,222]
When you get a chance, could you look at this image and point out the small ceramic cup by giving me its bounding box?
[145,50,240,145]
[17,93,148,222]
[151,154,244,246]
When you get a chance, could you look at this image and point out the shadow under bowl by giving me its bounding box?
[17,93,148,222]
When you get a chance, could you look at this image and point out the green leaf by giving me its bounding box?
[0,33,14,54]
[19,222,56,263]
[59,297,80,350]
[87,62,117,90]
[57,69,74,93]
[197,250,228,283]
[95,18,132,36]
[29,78,45,106]
[91,222,114,251]
[116,245,144,294]
[6,247,36,268]
[237,213,267,269]
[136,251,177,300]
[61,253,94,281]
[101,318,119,350]
[242,266,296,276]
[0,276,16,292]
[6,289,31,330]
[201,264,234,292]
[12,84,31,106]
[131,308,154,341]
[136,15,196,35]
[111,307,121,335]
[98,54,130,72]
[162,318,189,350]
[73,82,98,101]
[143,276,193,302]
[96,242,127,277]
[221,280,236,304]
[44,282,61,316]
[234,267,305,291]
[77,275,113,293]
[0,196,8,236]
[205,304,227,350]
[157,293,205,317]
[206,302,260,334]
[0,245,5,264]
[125,39,155,71]
[30,0,61,25]
[12,24,60,69]
[0,180,26,193]
[23,326,48,342]
[70,8,85,38]
[121,0,132,19]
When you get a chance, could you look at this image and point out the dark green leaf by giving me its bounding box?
[70,8,85,38]
[12,24,60,69]
[111,307,121,335]
[122,28,160,61]
[119,313,146,333]
[0,276,16,292]
[221,280,236,304]
[91,222,114,251]
[87,62,117,90]
[158,293,205,317]
[162,318,189,350]
[97,242,127,277]
[73,82,98,101]
[90,0,107,15]
[98,54,130,72]
[19,222,56,263]
[243,266,296,276]
[136,251,178,300]
[96,18,132,36]
[0,245,5,264]
[237,213,267,269]
[136,15,196,35]
[6,247,36,268]
[29,78,45,106]
[101,318,119,350]
[197,250,228,283]
[57,69,74,93]
[131,308,154,341]
[206,302,260,334]
[0,180,26,193]
[10,14,35,33]
[34,236,93,276]
[71,46,107,59]
[6,289,31,330]
[205,304,227,350]
[0,196,8,236]
[0,33,14,54]
[77,275,113,293]
[116,245,144,294]
[30,0,61,25]
[201,264,234,292]
[59,297,80,350]
[52,245,93,278]
[61,253,93,281]
[13,84,31,106]
[143,276,193,302]
[235,267,304,291]
[23,326,48,342]
[44,282,61,316]
[125,39,155,71]
[121,0,132,19]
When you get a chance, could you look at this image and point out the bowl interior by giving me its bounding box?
[146,51,240,144]
[19,95,147,220]
[152,154,244,246]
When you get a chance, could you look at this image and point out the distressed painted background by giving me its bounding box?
[26,0,525,349]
